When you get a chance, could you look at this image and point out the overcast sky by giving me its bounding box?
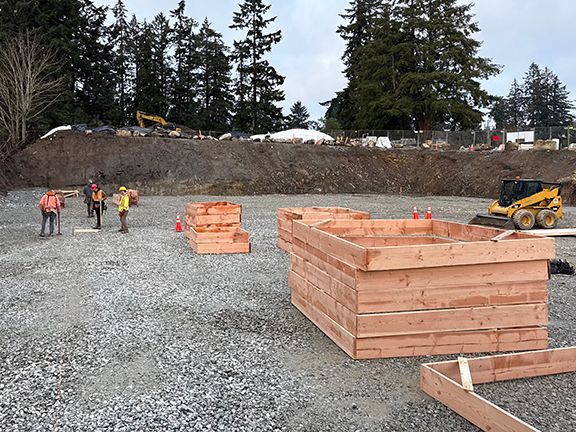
[94,0,576,120]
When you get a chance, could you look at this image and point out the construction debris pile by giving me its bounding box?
[286,218,554,359]
[277,206,370,253]
[184,201,250,254]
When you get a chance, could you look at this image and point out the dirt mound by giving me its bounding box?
[10,131,576,203]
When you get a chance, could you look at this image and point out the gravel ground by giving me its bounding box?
[1,190,575,431]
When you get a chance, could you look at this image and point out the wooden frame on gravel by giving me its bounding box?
[420,347,576,432]
[289,219,555,359]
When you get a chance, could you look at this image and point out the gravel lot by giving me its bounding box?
[1,190,575,431]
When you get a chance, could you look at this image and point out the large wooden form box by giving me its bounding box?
[288,219,555,359]
[277,207,370,252]
[185,201,241,228]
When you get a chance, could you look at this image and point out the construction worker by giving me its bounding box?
[91,184,107,230]
[118,186,130,233]
[83,179,94,217]
[39,190,61,237]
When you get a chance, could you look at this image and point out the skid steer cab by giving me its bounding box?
[470,179,562,230]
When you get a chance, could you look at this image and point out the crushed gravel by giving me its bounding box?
[1,190,575,431]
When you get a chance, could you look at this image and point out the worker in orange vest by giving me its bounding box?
[91,183,107,229]
[39,190,61,237]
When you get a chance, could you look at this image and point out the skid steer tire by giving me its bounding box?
[536,209,558,229]
[512,209,535,230]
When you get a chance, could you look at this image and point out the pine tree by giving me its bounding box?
[170,0,198,126]
[395,0,498,130]
[195,19,233,131]
[109,0,134,125]
[286,101,311,129]
[326,0,383,128]
[133,13,173,117]
[230,0,285,133]
[74,1,116,124]
[546,71,573,126]
[523,63,547,127]
[352,2,411,129]
[506,79,525,129]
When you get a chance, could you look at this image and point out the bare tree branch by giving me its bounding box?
[0,32,65,158]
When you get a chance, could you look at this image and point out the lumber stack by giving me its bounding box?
[128,189,139,206]
[277,207,370,252]
[288,219,555,359]
[185,201,250,254]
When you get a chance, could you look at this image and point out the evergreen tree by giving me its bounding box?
[230,0,285,133]
[195,19,233,131]
[352,2,411,129]
[395,0,498,130]
[109,0,134,125]
[506,79,525,129]
[74,1,116,124]
[327,0,383,128]
[133,14,173,117]
[170,0,198,126]
[523,63,547,127]
[546,71,573,126]
[286,101,311,129]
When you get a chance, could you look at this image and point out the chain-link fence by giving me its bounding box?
[324,126,576,150]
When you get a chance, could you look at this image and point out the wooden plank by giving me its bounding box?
[523,228,576,237]
[357,303,548,338]
[291,237,357,287]
[420,365,538,432]
[186,213,241,227]
[186,201,241,216]
[291,291,356,358]
[357,327,547,359]
[277,218,292,232]
[320,219,433,237]
[73,228,101,234]
[428,346,576,386]
[278,227,292,241]
[340,236,459,247]
[190,241,250,254]
[289,258,357,312]
[458,357,474,392]
[187,226,249,244]
[364,237,555,271]
[357,280,548,313]
[356,260,550,291]
[302,223,367,269]
[288,270,357,334]
[277,237,291,252]
[491,230,515,242]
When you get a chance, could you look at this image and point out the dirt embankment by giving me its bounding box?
[9,131,576,203]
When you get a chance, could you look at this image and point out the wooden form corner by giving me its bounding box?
[420,347,576,431]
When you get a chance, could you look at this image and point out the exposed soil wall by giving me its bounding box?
[9,131,576,203]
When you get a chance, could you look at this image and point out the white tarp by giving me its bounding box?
[376,136,392,149]
[251,128,335,143]
[506,131,534,143]
[41,125,72,139]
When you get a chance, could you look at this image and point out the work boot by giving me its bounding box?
[93,226,101,230]
[39,233,45,237]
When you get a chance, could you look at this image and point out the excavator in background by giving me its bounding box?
[136,111,181,132]
[469,178,563,230]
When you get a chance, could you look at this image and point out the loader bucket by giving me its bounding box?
[468,214,516,230]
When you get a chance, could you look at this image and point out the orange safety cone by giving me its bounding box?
[413,205,419,220]
[426,206,432,220]
[175,213,183,232]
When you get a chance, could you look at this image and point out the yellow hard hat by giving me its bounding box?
[119,186,127,191]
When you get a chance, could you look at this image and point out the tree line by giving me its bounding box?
[0,0,573,158]
[325,0,574,132]
[490,63,573,130]
[0,0,311,141]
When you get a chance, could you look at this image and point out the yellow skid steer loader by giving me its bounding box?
[469,179,562,230]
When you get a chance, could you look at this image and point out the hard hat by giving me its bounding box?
[119,186,127,191]
[47,190,55,196]
[91,184,97,190]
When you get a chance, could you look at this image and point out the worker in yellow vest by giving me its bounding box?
[118,186,130,233]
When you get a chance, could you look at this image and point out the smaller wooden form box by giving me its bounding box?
[186,201,241,228]
[277,207,370,252]
[185,202,249,254]
[289,219,555,359]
